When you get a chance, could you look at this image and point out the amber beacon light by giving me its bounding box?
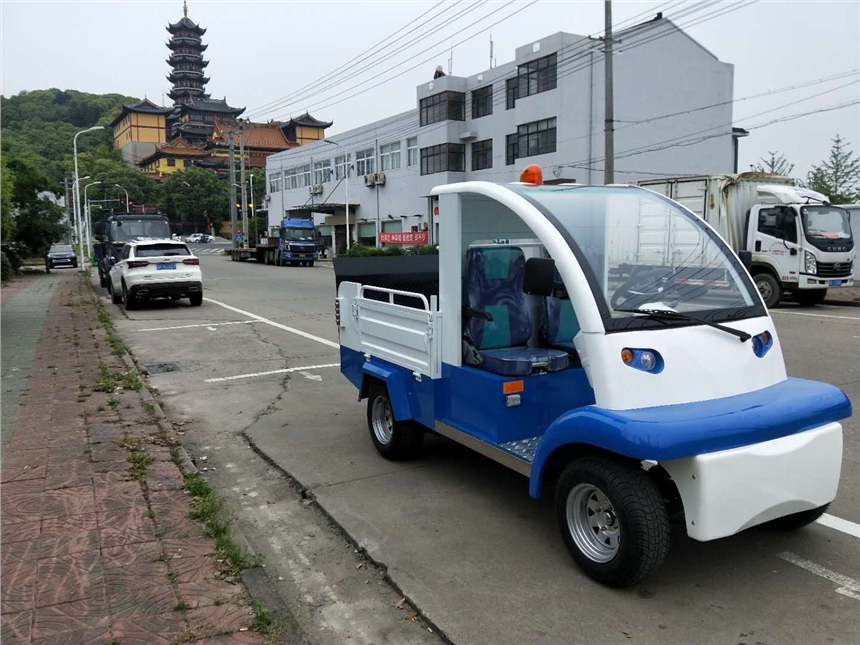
[519,164,544,185]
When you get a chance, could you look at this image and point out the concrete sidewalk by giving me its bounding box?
[1,275,269,644]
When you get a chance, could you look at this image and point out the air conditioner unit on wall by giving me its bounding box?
[374,173,386,186]
[309,184,323,196]
[420,222,429,231]
[364,175,375,188]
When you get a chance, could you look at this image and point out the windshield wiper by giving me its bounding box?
[614,308,751,342]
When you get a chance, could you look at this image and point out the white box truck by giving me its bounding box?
[639,173,855,307]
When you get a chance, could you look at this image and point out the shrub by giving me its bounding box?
[1,252,11,282]
[344,243,403,258]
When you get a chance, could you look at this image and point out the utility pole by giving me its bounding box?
[228,132,238,248]
[239,125,249,249]
[604,0,615,185]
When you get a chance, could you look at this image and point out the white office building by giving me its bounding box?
[266,16,746,254]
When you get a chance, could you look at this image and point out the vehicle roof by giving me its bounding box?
[126,239,187,246]
[108,214,169,220]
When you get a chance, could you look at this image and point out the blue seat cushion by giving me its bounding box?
[479,347,570,376]
[549,341,582,366]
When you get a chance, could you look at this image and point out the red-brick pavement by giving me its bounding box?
[1,275,265,644]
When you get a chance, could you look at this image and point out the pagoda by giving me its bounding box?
[165,1,210,105]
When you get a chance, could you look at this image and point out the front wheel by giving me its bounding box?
[766,503,829,530]
[308,261,315,268]
[793,289,827,307]
[754,272,782,308]
[99,271,106,287]
[366,384,424,461]
[555,456,670,587]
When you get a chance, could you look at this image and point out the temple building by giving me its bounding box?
[110,2,332,178]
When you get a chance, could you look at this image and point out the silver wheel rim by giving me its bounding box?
[757,278,773,302]
[566,483,621,563]
[371,396,394,445]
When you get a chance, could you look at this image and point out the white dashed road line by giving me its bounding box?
[204,363,340,383]
[778,551,860,601]
[202,297,340,349]
[818,513,860,539]
[771,310,860,321]
[138,320,256,332]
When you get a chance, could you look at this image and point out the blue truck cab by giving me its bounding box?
[279,217,317,266]
[335,167,851,586]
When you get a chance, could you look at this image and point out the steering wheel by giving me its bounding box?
[610,268,680,309]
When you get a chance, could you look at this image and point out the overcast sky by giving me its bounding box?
[2,0,858,177]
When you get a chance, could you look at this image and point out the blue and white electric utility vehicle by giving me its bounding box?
[335,167,851,586]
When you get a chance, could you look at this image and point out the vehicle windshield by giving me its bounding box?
[283,227,314,242]
[135,244,190,258]
[110,219,171,242]
[518,186,763,329]
[49,245,73,254]
[801,206,851,240]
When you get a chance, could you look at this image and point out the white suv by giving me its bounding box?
[107,240,203,309]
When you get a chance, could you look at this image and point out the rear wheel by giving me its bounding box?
[555,456,670,587]
[122,282,137,310]
[366,383,424,461]
[109,280,122,305]
[189,291,203,307]
[766,503,829,530]
[793,289,827,307]
[754,272,782,308]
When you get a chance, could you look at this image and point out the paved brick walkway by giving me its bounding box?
[1,275,266,644]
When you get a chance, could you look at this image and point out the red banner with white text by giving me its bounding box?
[379,231,429,245]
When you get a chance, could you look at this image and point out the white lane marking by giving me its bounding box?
[204,363,340,383]
[818,513,860,539]
[777,551,860,601]
[771,310,860,321]
[203,297,340,349]
[300,371,323,382]
[138,320,255,332]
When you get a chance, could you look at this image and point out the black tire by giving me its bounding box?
[122,282,137,310]
[189,291,203,307]
[555,456,670,587]
[99,271,106,287]
[766,503,829,530]
[308,261,315,268]
[290,261,298,267]
[754,272,782,308]
[109,280,122,305]
[793,289,827,307]
[366,383,424,461]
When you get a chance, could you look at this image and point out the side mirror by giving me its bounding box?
[738,250,752,272]
[524,257,556,297]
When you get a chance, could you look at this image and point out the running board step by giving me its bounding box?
[498,436,542,464]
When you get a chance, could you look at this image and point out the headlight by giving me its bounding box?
[804,251,817,274]
[621,348,664,374]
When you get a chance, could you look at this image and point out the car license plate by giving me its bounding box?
[829,279,842,286]
[57,259,70,263]
[296,254,306,258]
[157,263,176,270]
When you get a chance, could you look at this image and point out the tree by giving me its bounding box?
[67,150,160,219]
[806,135,860,204]
[1,157,15,242]
[158,167,229,232]
[754,151,795,176]
[12,197,68,257]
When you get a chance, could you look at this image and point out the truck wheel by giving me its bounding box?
[366,383,424,461]
[766,503,829,530]
[754,273,782,308]
[99,271,106,287]
[555,456,670,587]
[308,261,315,268]
[793,289,827,307]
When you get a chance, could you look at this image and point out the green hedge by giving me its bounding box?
[1,252,12,282]
[344,243,439,257]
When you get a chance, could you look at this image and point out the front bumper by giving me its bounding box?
[128,281,202,299]
[48,258,77,268]
[661,422,842,541]
[798,274,853,288]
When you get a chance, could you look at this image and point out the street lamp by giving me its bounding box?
[249,174,256,245]
[83,181,102,259]
[115,184,130,214]
[71,175,91,263]
[231,183,246,246]
[323,139,351,250]
[73,126,104,268]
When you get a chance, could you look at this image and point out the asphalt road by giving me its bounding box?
[107,248,860,645]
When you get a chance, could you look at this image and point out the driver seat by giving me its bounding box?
[464,247,569,376]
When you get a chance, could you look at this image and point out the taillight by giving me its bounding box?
[127,261,149,268]
[183,258,200,265]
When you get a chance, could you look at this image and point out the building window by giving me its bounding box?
[419,91,466,126]
[285,167,298,190]
[167,158,176,167]
[420,143,465,175]
[517,53,557,101]
[517,117,557,159]
[355,148,375,176]
[506,133,518,165]
[314,159,332,184]
[292,164,312,188]
[471,139,493,171]
[472,85,493,119]
[335,154,351,180]
[407,137,418,167]
[379,141,401,171]
[506,77,518,110]
[269,173,282,194]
